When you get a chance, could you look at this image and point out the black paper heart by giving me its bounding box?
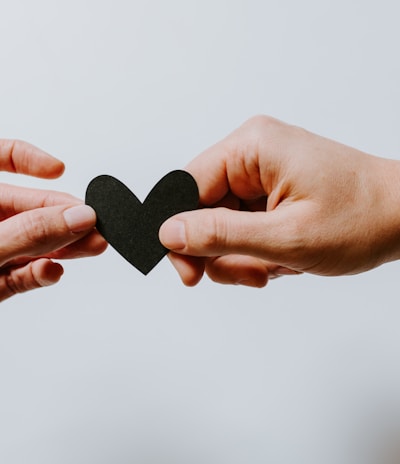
[85,170,199,275]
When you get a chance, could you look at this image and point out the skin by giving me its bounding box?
[0,139,107,302]
[159,115,400,287]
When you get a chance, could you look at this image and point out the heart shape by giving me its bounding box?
[85,170,199,275]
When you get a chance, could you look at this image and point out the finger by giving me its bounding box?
[46,230,108,259]
[0,204,97,266]
[0,258,64,302]
[4,230,108,267]
[205,255,302,286]
[185,115,285,205]
[159,205,305,264]
[167,251,301,287]
[205,255,270,287]
[167,253,205,286]
[0,139,65,178]
[0,183,80,220]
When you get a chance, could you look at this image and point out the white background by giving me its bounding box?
[1,1,400,463]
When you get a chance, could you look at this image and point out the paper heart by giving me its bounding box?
[85,170,199,275]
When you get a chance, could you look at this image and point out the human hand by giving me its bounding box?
[0,139,107,301]
[159,116,400,287]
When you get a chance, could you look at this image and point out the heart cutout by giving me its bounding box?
[85,170,199,275]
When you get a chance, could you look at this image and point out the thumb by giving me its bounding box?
[159,207,296,261]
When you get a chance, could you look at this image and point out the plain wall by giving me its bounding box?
[0,1,400,463]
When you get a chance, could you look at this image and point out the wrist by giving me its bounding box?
[372,156,400,265]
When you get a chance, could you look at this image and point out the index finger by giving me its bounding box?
[0,139,65,178]
[185,116,280,206]
[185,138,230,206]
[0,183,80,220]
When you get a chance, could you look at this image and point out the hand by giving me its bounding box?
[159,116,400,287]
[0,139,107,301]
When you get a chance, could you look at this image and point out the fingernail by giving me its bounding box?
[63,205,96,233]
[159,219,186,250]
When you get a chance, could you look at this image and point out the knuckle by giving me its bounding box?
[2,275,18,298]
[2,139,24,172]
[189,211,227,254]
[238,115,286,154]
[0,138,15,156]
[5,264,40,296]
[19,210,54,249]
[6,273,22,295]
[243,114,281,134]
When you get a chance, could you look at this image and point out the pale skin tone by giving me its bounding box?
[159,115,400,287]
[0,139,107,301]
